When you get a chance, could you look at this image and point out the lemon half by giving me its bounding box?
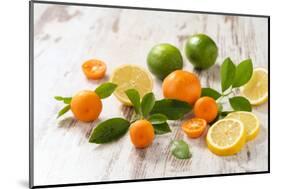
[240,68,268,105]
[206,118,246,156]
[111,65,153,105]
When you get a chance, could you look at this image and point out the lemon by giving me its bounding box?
[206,119,246,156]
[226,111,260,141]
[111,65,153,105]
[240,68,268,105]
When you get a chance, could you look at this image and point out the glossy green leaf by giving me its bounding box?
[95,82,117,99]
[57,104,70,118]
[89,118,130,144]
[220,57,236,92]
[54,96,72,104]
[125,89,141,114]
[151,99,192,120]
[232,59,253,88]
[229,96,252,112]
[141,92,155,117]
[148,113,167,124]
[153,122,171,135]
[201,88,221,100]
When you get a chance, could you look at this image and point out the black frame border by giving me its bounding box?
[29,1,270,188]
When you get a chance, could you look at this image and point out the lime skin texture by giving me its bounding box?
[185,34,218,69]
[147,43,183,80]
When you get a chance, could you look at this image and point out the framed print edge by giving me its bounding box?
[29,0,270,188]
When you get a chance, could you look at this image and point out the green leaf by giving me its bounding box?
[125,89,141,114]
[170,140,191,159]
[54,96,64,101]
[148,113,167,124]
[54,96,72,104]
[141,92,155,118]
[232,59,253,88]
[89,118,130,144]
[201,88,221,100]
[95,82,117,99]
[220,57,236,92]
[229,96,252,111]
[63,97,72,104]
[57,104,70,118]
[151,99,192,120]
[153,122,171,135]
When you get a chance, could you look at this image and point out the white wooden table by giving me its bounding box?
[33,3,269,186]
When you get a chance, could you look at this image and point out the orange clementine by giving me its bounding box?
[82,59,106,80]
[129,120,155,148]
[182,118,207,138]
[70,90,102,122]
[162,70,201,105]
[194,96,218,123]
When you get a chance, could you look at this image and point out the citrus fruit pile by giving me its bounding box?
[54,32,268,159]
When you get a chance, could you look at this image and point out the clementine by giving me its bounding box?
[162,70,201,105]
[129,120,155,148]
[193,96,218,123]
[70,90,102,122]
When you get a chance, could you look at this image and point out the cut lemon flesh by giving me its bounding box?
[206,118,246,156]
[226,111,260,141]
[240,68,268,105]
[111,65,153,105]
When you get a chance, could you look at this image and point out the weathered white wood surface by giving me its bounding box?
[33,3,269,186]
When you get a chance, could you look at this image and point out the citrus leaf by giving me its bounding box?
[229,96,252,112]
[95,82,117,99]
[54,96,64,101]
[125,89,141,114]
[54,96,72,104]
[148,113,167,124]
[153,122,171,135]
[201,88,221,100]
[141,92,155,118]
[232,59,253,88]
[57,104,70,118]
[62,97,72,104]
[89,118,130,144]
[151,99,191,120]
[220,57,236,92]
[171,140,191,159]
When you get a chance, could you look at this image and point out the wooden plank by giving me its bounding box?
[33,4,268,185]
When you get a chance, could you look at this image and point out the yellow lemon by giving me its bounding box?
[240,68,268,105]
[111,65,153,105]
[226,111,260,141]
[206,119,246,156]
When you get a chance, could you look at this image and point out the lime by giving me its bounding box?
[185,34,218,69]
[147,43,183,80]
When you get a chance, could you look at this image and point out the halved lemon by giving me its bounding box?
[226,111,260,141]
[206,118,246,156]
[240,68,268,105]
[111,65,153,105]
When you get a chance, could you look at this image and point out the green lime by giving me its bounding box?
[147,43,183,80]
[185,34,218,69]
